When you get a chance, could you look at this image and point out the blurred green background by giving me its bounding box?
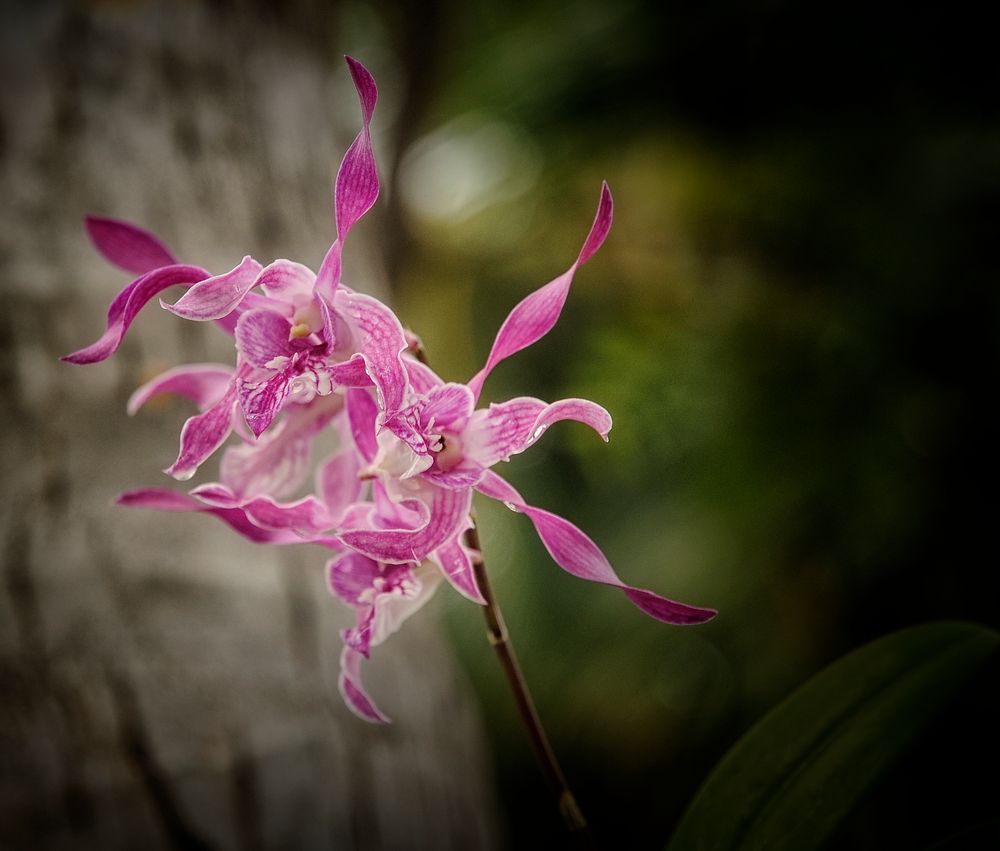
[358,0,1000,846]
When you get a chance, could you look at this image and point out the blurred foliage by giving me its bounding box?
[363,0,1000,846]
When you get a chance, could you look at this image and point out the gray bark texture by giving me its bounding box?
[0,2,499,849]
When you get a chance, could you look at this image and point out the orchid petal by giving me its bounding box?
[466,183,613,400]
[464,396,612,468]
[335,291,408,415]
[62,264,210,364]
[340,485,471,563]
[329,355,375,389]
[326,552,381,606]
[235,309,295,368]
[422,383,475,431]
[316,57,380,301]
[346,388,380,463]
[318,449,363,521]
[476,471,716,625]
[165,381,238,480]
[84,215,177,275]
[237,370,292,438]
[338,646,390,724]
[403,357,445,395]
[220,396,341,499]
[240,495,334,536]
[432,526,485,605]
[161,256,263,321]
[117,488,325,546]
[256,259,316,301]
[127,363,234,416]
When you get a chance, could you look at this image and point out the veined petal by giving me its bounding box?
[161,256,263,321]
[326,552,380,606]
[237,370,292,438]
[340,485,471,564]
[346,388,380,463]
[62,264,210,364]
[316,57,380,301]
[257,259,316,301]
[335,291,408,415]
[165,381,238,480]
[432,525,485,605]
[235,309,295,368]
[464,396,612,468]
[318,449,363,522]
[476,471,716,625]
[466,183,613,400]
[329,355,375,389]
[404,357,445,395]
[221,395,342,499]
[117,488,334,547]
[127,363,233,415]
[338,646,390,724]
[422,383,475,432]
[240,495,334,536]
[84,215,177,275]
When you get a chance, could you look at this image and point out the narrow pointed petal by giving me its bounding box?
[476,471,716,625]
[235,309,295,367]
[127,364,233,415]
[338,646,390,723]
[256,259,316,300]
[62,264,210,364]
[161,256,263,321]
[464,397,612,468]
[84,215,177,275]
[116,488,323,546]
[466,183,614,400]
[220,396,341,499]
[340,485,472,564]
[318,449,363,521]
[432,528,485,605]
[240,495,334,536]
[315,57,380,301]
[165,382,237,481]
[336,291,408,415]
[346,388,380,463]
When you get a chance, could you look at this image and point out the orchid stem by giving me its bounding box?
[465,522,597,848]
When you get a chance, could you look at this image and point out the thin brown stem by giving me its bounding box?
[465,523,597,848]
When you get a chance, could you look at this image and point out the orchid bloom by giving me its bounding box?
[64,56,716,725]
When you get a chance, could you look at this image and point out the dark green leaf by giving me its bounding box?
[667,622,999,851]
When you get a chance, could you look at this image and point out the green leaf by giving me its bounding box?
[667,621,999,851]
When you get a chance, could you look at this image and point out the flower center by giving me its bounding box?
[434,431,464,471]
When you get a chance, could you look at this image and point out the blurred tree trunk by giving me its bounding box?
[0,2,498,849]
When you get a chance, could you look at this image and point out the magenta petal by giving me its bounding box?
[336,57,379,244]
[116,488,321,546]
[340,485,472,563]
[127,363,233,415]
[318,449,362,521]
[432,529,485,605]
[329,355,375,388]
[256,259,316,300]
[336,291,408,414]
[241,495,334,536]
[220,396,341,499]
[466,184,614,400]
[346,388,380,463]
[338,646,390,723]
[464,396,612,468]
[326,552,381,606]
[62,264,210,364]
[422,383,475,431]
[84,215,177,275]
[165,382,238,480]
[404,358,445,395]
[235,309,295,367]
[476,472,716,625]
[237,370,292,438]
[161,256,263,321]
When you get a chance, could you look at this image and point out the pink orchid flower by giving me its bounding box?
[63,57,410,483]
